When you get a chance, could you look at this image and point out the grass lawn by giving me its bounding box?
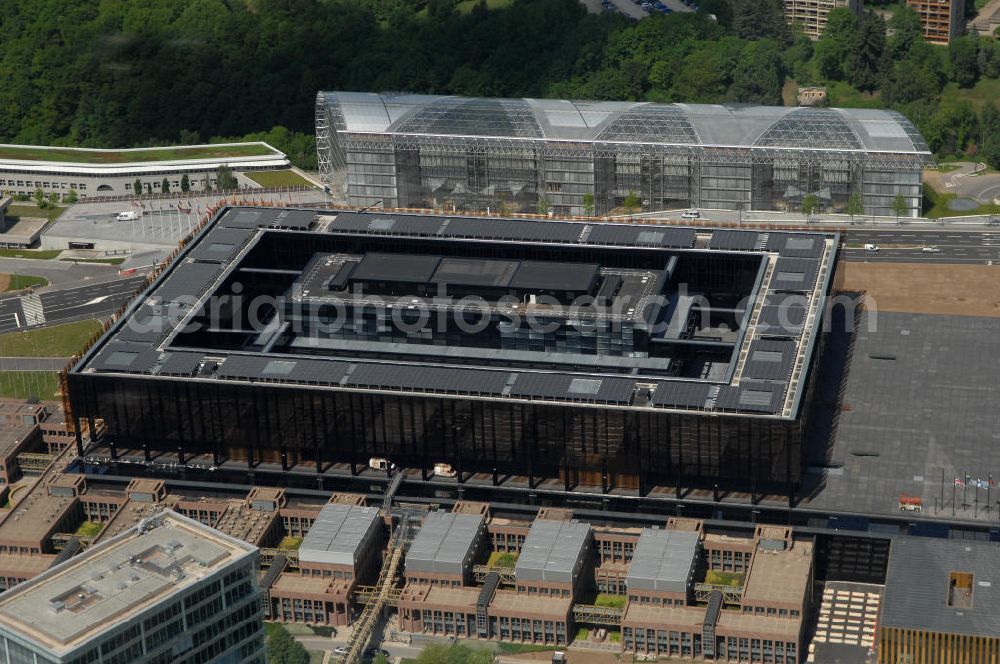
[244,169,314,188]
[487,551,518,568]
[824,81,885,110]
[0,143,274,164]
[60,257,127,265]
[924,183,1000,218]
[75,521,103,537]
[0,249,62,259]
[496,643,556,654]
[4,275,48,291]
[933,163,962,173]
[576,627,590,641]
[704,570,746,587]
[0,372,60,399]
[279,535,303,550]
[7,204,65,223]
[0,319,103,357]
[945,78,1000,112]
[594,593,627,609]
[308,651,324,664]
[608,629,621,643]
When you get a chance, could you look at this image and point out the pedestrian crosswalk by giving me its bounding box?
[20,293,45,326]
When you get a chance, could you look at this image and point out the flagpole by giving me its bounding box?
[940,468,944,514]
[988,472,992,513]
[964,472,969,510]
[953,476,956,516]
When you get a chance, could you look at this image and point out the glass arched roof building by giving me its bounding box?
[317,91,931,217]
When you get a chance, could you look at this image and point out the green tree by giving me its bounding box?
[373,655,390,664]
[582,193,595,216]
[537,195,551,215]
[33,188,44,206]
[889,5,925,59]
[216,165,238,191]
[47,192,58,205]
[892,194,909,223]
[801,194,819,220]
[161,178,170,194]
[265,624,309,664]
[815,8,860,81]
[949,36,980,88]
[413,644,494,664]
[133,179,142,197]
[623,190,641,213]
[852,11,887,92]
[845,192,863,224]
[732,0,788,43]
[729,40,784,105]
[180,174,190,193]
[65,189,78,204]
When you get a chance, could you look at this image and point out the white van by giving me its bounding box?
[116,210,139,221]
[864,243,879,252]
[680,209,700,219]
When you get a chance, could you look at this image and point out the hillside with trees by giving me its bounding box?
[1,0,998,168]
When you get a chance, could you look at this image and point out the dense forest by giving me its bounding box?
[1,0,998,168]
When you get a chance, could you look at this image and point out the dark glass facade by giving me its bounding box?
[68,372,803,492]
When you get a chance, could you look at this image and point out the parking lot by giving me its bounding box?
[585,0,694,20]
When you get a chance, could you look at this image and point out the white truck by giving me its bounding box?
[116,210,140,221]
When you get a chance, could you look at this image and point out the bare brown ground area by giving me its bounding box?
[834,260,1000,317]
[0,274,10,291]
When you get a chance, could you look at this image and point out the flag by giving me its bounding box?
[990,473,995,487]
[955,477,964,486]
[979,479,989,489]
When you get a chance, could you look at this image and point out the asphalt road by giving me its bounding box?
[0,275,147,334]
[0,257,119,287]
[840,229,1000,264]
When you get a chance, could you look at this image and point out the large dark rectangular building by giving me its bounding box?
[68,208,837,495]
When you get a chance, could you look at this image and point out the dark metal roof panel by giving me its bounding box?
[650,382,715,409]
[768,233,825,258]
[155,262,221,303]
[157,351,205,377]
[772,257,819,291]
[585,225,696,249]
[743,339,796,381]
[217,355,350,384]
[189,226,255,262]
[714,380,785,414]
[91,343,162,374]
[708,229,761,251]
[345,363,510,395]
[443,217,582,243]
[508,373,635,404]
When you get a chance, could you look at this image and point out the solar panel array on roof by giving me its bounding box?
[767,233,825,258]
[758,293,808,336]
[405,512,485,576]
[650,382,715,409]
[708,229,761,251]
[155,262,221,304]
[92,343,162,374]
[351,253,441,285]
[743,339,796,381]
[267,209,316,230]
[220,209,264,229]
[331,212,445,236]
[299,503,381,567]
[626,529,700,593]
[345,363,510,395]
[189,227,255,262]
[444,217,581,243]
[217,355,350,384]
[509,373,635,404]
[434,257,520,288]
[116,310,168,343]
[157,351,205,377]
[585,224,696,249]
[715,380,785,414]
[772,257,820,291]
[515,519,590,583]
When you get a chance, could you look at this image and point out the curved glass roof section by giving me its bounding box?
[595,104,699,144]
[319,92,931,155]
[754,108,864,150]
[394,97,543,138]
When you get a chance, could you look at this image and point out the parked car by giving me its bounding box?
[864,243,879,252]
[681,209,700,219]
[921,246,941,253]
[334,647,348,656]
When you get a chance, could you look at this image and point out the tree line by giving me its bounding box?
[0,0,998,169]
